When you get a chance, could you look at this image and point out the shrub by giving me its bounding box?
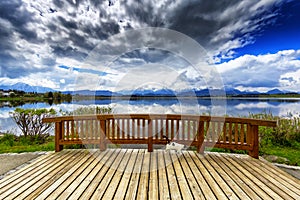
[10,108,56,139]
[0,133,16,147]
[62,106,112,116]
[248,111,300,147]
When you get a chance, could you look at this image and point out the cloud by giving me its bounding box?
[0,0,291,91]
[216,49,300,91]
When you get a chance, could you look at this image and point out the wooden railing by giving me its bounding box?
[42,114,277,158]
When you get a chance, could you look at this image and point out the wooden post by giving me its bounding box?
[100,119,107,151]
[55,121,63,152]
[248,125,259,159]
[148,119,153,152]
[197,121,205,154]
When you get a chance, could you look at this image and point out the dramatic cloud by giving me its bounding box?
[0,0,295,92]
[216,49,300,91]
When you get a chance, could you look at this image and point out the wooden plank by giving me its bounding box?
[19,151,87,199]
[148,119,153,152]
[137,150,151,199]
[181,119,185,140]
[124,149,145,199]
[48,150,100,198]
[228,122,232,144]
[90,149,127,199]
[164,151,182,199]
[70,121,75,140]
[101,149,133,199]
[170,152,194,199]
[43,114,277,127]
[65,150,114,199]
[171,119,175,140]
[240,123,245,144]
[231,155,299,199]
[214,153,271,199]
[112,119,115,139]
[187,120,191,140]
[248,125,259,158]
[182,151,216,199]
[250,161,300,198]
[211,121,216,142]
[160,119,164,140]
[122,118,125,139]
[0,150,84,199]
[177,152,205,200]
[2,149,299,200]
[66,121,69,141]
[78,149,121,199]
[188,151,228,199]
[217,121,221,142]
[197,121,205,153]
[75,120,79,140]
[258,158,300,189]
[30,150,100,199]
[142,119,146,139]
[157,150,171,199]
[132,119,136,139]
[176,119,180,140]
[0,150,74,194]
[80,120,84,139]
[223,154,283,199]
[234,123,239,144]
[205,154,251,200]
[0,152,56,189]
[148,151,159,200]
[116,119,121,140]
[113,149,139,199]
[222,122,227,143]
[195,153,240,199]
[208,153,259,199]
[55,122,63,151]
[166,119,169,140]
[127,118,130,139]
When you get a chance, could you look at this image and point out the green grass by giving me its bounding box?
[260,142,300,166]
[0,141,54,154]
[0,134,55,153]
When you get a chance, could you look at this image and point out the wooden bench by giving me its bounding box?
[43,114,277,158]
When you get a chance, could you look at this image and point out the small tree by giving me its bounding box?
[10,108,56,138]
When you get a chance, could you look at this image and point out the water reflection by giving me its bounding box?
[1,98,300,133]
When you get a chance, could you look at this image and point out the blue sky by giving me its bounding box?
[0,0,300,92]
[235,1,300,57]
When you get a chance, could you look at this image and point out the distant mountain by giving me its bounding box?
[0,82,55,93]
[0,82,294,97]
[266,89,285,95]
[179,88,243,97]
[131,88,176,96]
[65,88,294,97]
[65,90,121,96]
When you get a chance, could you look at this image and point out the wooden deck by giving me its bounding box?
[0,149,299,199]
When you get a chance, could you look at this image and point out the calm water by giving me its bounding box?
[1,97,300,134]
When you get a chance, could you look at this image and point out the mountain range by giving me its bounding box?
[0,82,297,96]
[0,82,55,93]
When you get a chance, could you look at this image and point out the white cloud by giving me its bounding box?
[0,0,292,92]
[216,49,300,91]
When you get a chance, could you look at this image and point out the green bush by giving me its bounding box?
[248,111,300,147]
[61,106,112,116]
[0,133,15,147]
[10,108,56,141]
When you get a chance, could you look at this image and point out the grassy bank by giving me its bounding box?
[260,143,300,165]
[0,134,54,154]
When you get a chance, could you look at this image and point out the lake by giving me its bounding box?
[1,97,300,134]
